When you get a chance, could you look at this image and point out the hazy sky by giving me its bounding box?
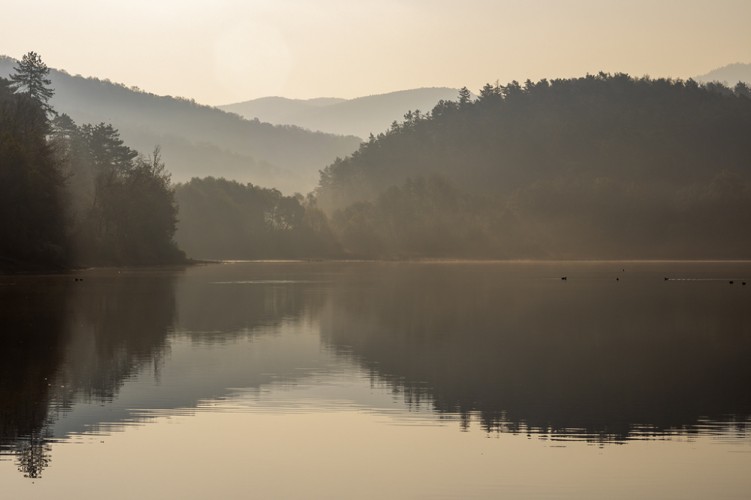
[2,0,750,105]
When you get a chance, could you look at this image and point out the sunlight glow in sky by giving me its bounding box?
[2,0,750,105]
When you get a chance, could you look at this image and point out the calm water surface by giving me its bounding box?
[1,261,750,499]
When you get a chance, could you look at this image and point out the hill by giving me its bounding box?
[317,75,751,259]
[220,87,460,138]
[221,96,346,126]
[0,55,361,194]
[695,63,751,85]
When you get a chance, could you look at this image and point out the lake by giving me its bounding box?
[1,261,750,499]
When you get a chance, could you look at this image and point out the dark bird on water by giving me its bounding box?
[561,276,567,281]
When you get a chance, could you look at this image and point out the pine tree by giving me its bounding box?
[10,52,55,113]
[458,87,472,107]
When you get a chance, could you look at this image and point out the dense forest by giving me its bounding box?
[174,177,339,259]
[316,74,751,259]
[0,52,184,271]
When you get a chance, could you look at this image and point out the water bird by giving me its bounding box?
[561,276,567,281]
[616,277,620,281]
[729,280,734,285]
[743,282,747,286]
[664,277,669,281]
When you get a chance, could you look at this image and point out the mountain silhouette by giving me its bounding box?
[694,63,751,85]
[0,55,361,194]
[220,87,460,138]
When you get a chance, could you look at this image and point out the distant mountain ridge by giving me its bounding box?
[220,87,461,138]
[694,63,751,85]
[0,55,361,193]
[231,96,346,122]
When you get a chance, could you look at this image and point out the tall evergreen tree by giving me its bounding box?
[458,87,472,107]
[9,52,55,114]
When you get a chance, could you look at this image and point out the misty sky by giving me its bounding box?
[2,0,750,105]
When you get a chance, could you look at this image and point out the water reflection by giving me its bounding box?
[319,262,751,441]
[1,261,750,480]
[0,276,71,478]
[0,264,333,478]
[0,269,178,477]
[175,262,327,341]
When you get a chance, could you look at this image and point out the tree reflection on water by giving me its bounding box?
[0,270,177,478]
[1,262,750,478]
[319,263,751,441]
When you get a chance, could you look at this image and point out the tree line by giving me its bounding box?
[0,52,184,271]
[173,74,751,260]
[174,177,338,259]
[6,53,751,264]
[313,74,751,259]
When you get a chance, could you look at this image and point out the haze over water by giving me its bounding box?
[1,261,750,498]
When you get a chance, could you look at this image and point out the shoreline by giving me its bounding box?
[4,256,751,276]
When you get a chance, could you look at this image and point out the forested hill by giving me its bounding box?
[220,88,460,139]
[317,75,751,259]
[0,55,361,194]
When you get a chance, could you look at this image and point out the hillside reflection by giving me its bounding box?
[0,270,179,477]
[0,276,70,478]
[319,263,751,441]
[0,264,322,478]
[2,262,750,479]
